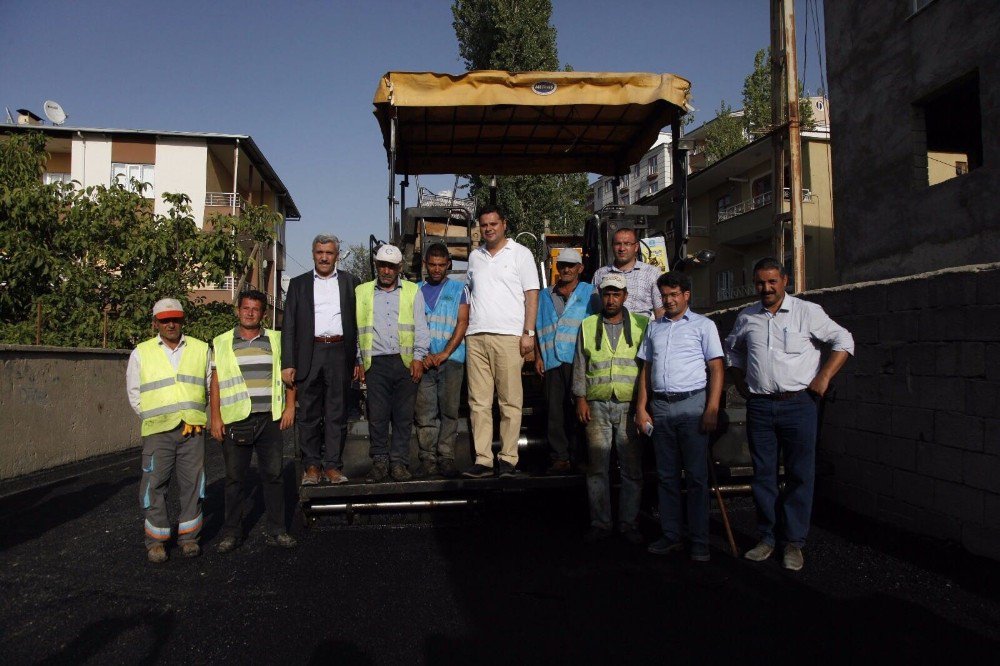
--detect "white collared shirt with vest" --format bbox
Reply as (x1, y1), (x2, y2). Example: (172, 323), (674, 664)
(128, 336), (209, 436)
(356, 279), (430, 369)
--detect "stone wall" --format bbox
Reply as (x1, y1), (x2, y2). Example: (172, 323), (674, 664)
(0, 345), (140, 480)
(710, 263), (1000, 560)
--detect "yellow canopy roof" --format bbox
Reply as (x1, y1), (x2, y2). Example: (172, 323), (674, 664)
(373, 70), (691, 177)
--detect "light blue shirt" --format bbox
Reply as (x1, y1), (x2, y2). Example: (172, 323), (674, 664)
(637, 309), (724, 393)
(724, 294), (854, 394)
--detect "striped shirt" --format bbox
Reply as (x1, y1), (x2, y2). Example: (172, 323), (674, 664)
(591, 261), (662, 318)
(212, 327), (274, 413)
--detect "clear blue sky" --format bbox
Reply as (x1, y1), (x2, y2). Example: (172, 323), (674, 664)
(1, 0), (827, 275)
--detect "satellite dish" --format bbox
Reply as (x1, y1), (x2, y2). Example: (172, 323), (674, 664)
(43, 100), (67, 125)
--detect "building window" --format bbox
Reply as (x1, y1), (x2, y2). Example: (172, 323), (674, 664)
(621, 191), (630, 205)
(44, 172), (71, 185)
(915, 71), (982, 187)
(648, 155), (657, 173)
(647, 184), (655, 196)
(751, 174), (772, 200)
(632, 164), (640, 177)
(112, 162), (154, 196)
(716, 193), (733, 215)
(620, 173), (630, 187)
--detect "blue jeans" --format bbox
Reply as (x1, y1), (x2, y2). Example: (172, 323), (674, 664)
(585, 400), (643, 530)
(414, 360), (464, 463)
(651, 391), (709, 548)
(746, 392), (818, 547)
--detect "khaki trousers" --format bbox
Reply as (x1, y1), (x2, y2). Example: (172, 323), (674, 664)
(465, 333), (524, 467)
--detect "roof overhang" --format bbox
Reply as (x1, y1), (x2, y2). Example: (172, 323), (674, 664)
(374, 70), (691, 177)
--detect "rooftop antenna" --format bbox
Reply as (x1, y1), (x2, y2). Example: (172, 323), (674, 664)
(42, 100), (67, 125)
(4, 107), (13, 123)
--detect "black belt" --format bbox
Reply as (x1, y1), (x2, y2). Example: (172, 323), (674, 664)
(749, 390), (805, 401)
(652, 388), (704, 403)
(314, 335), (343, 343)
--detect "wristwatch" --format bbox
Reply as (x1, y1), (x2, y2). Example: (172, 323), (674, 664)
(523, 329), (535, 337)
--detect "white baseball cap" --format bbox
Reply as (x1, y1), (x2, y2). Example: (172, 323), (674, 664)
(375, 244), (403, 265)
(599, 274), (627, 291)
(556, 248), (583, 264)
(152, 298), (184, 320)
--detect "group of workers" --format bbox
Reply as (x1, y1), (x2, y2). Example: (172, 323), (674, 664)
(127, 206), (853, 572)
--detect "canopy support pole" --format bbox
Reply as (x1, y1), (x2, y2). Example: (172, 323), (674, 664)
(388, 115), (398, 242)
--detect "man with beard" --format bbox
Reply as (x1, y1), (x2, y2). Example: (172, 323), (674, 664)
(573, 274), (648, 543)
(636, 271), (724, 562)
(535, 247), (597, 474)
(725, 258), (853, 571)
(414, 243), (469, 479)
(125, 298), (210, 563)
(356, 244), (430, 482)
(210, 290), (298, 553)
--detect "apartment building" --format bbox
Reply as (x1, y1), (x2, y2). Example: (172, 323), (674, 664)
(643, 128), (835, 312)
(2, 123), (299, 315)
(588, 131), (673, 211)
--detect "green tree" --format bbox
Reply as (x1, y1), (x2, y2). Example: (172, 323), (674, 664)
(703, 101), (747, 165)
(742, 48), (816, 137)
(341, 243), (373, 283)
(0, 131), (280, 348)
(451, 0), (590, 255)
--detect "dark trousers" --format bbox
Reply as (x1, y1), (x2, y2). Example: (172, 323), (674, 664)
(746, 392), (818, 548)
(415, 359), (464, 463)
(221, 412), (286, 538)
(544, 363), (580, 462)
(297, 340), (351, 469)
(366, 354), (418, 465)
(651, 391), (710, 548)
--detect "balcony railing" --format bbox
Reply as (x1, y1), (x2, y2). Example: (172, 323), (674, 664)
(205, 192), (247, 210)
(717, 283), (757, 302)
(718, 191), (773, 223)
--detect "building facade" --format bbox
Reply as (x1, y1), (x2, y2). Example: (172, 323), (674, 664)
(824, 0), (999, 282)
(588, 131), (673, 211)
(3, 123), (299, 316)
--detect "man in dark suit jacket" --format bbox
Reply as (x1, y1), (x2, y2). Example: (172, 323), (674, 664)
(281, 234), (362, 485)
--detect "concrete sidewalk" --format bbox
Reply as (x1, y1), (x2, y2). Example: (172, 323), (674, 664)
(1, 439), (998, 664)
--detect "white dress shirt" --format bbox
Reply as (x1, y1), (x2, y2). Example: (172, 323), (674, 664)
(313, 269), (343, 337)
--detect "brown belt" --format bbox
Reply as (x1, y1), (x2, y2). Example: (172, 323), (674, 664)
(314, 335), (344, 343)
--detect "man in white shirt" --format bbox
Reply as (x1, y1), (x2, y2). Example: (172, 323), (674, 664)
(725, 258), (854, 571)
(462, 207), (540, 478)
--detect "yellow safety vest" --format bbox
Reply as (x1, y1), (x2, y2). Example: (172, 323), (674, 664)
(212, 329), (284, 423)
(580, 313), (648, 402)
(137, 337), (209, 436)
(356, 280), (417, 370)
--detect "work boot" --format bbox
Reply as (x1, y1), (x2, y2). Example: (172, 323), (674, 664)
(180, 541), (201, 558)
(323, 467), (348, 484)
(265, 533), (299, 549)
(216, 536), (242, 554)
(744, 541), (775, 562)
(365, 460), (389, 484)
(147, 544), (167, 564)
(584, 527), (612, 543)
(438, 459), (459, 478)
(462, 464), (493, 478)
(301, 465), (321, 486)
(497, 461), (519, 478)
(546, 459), (572, 475)
(620, 524), (644, 546)
(647, 537), (684, 555)
(690, 544), (711, 562)
(390, 463), (412, 482)
(415, 461), (439, 479)
(782, 544), (804, 571)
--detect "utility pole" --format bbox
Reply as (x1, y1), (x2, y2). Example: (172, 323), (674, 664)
(770, 0), (806, 291)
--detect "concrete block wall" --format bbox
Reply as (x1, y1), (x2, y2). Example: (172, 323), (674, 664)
(710, 263), (1000, 561)
(0, 345), (140, 481)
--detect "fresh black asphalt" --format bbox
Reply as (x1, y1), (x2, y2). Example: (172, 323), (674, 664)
(1, 438), (998, 665)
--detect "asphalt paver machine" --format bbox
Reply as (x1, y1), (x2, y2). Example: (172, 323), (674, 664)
(298, 70), (735, 524)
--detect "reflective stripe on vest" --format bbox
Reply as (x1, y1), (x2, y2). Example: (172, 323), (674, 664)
(537, 281), (595, 371)
(356, 280), (417, 370)
(137, 337), (208, 436)
(419, 278), (466, 363)
(212, 329), (284, 423)
(580, 313), (648, 402)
